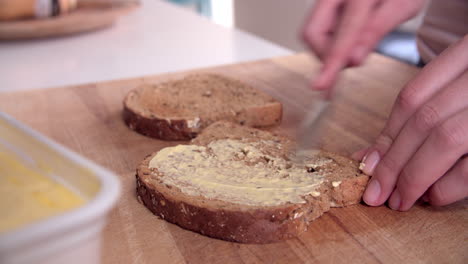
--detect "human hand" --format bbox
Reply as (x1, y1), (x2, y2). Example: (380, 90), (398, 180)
(356, 36), (468, 211)
(301, 0), (426, 91)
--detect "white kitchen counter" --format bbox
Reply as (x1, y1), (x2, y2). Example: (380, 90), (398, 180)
(0, 0), (292, 92)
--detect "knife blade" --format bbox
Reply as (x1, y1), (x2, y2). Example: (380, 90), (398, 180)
(295, 92), (331, 158)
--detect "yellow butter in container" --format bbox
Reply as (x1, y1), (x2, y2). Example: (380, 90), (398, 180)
(0, 112), (120, 264)
(0, 152), (85, 232)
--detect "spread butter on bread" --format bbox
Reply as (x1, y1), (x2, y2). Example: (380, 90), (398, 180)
(123, 74), (282, 140)
(136, 121), (369, 243)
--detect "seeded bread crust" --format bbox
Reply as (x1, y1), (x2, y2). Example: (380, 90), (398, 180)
(123, 104), (197, 140)
(123, 74), (283, 140)
(136, 122), (369, 243)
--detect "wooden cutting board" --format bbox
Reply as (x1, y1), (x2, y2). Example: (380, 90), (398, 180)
(0, 53), (466, 264)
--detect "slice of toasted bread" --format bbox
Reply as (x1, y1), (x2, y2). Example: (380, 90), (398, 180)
(136, 121), (369, 243)
(123, 74), (282, 140)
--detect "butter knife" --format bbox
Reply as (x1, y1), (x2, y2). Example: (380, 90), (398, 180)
(295, 92), (331, 157)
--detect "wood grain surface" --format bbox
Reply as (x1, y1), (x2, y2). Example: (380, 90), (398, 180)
(0, 53), (467, 264)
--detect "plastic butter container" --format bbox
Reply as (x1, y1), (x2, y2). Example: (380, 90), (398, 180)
(0, 112), (120, 264)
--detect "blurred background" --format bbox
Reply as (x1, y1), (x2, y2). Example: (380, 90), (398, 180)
(167, 0), (427, 65)
(0, 0), (431, 92)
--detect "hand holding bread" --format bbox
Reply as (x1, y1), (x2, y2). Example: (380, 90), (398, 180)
(358, 36), (468, 210)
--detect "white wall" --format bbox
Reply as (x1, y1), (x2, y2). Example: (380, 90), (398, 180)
(234, 0), (313, 51)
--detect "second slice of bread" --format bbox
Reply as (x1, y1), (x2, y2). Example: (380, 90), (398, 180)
(136, 121), (369, 243)
(123, 74), (282, 140)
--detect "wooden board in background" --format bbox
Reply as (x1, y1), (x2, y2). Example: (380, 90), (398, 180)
(0, 53), (466, 264)
(0, 4), (137, 40)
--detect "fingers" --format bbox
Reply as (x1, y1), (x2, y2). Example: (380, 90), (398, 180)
(313, 0), (378, 91)
(304, 0), (427, 91)
(390, 108), (468, 211)
(363, 37), (468, 207)
(350, 0), (426, 64)
(424, 156), (468, 206)
(301, 0), (344, 59)
(361, 36), (468, 176)
(363, 71), (468, 206)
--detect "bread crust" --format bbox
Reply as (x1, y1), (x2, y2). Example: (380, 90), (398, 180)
(123, 102), (197, 140)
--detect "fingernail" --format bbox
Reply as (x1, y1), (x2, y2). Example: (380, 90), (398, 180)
(360, 150), (380, 175)
(363, 178), (381, 205)
(389, 189), (401, 211)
